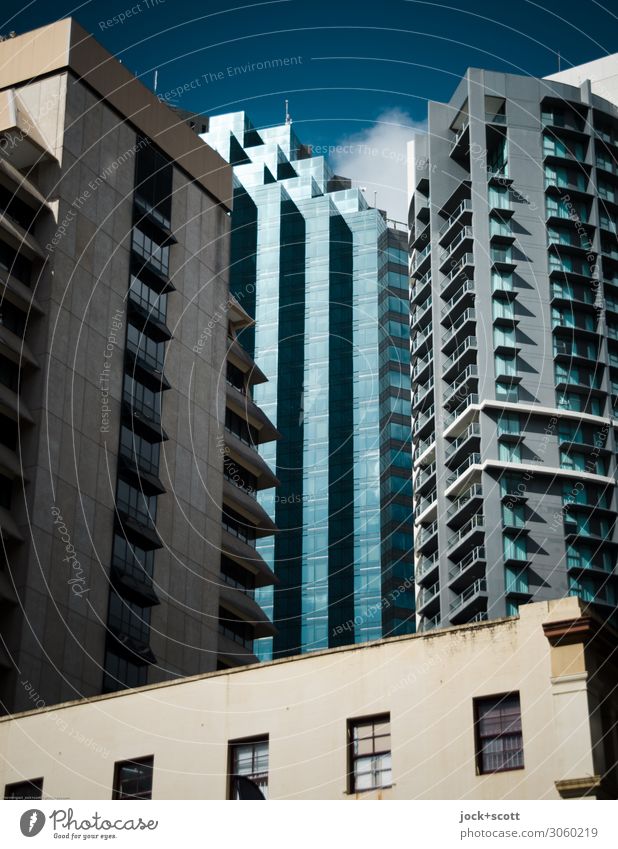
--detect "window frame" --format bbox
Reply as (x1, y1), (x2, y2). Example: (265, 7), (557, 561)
(112, 755), (154, 800)
(473, 692), (524, 775)
(227, 735), (269, 800)
(347, 713), (392, 794)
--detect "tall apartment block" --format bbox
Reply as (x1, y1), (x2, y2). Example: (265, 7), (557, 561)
(409, 61), (618, 632)
(202, 114), (414, 657)
(0, 19), (278, 713)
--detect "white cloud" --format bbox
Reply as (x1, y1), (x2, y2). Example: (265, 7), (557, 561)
(330, 108), (425, 223)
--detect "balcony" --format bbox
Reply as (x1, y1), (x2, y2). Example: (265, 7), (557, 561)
(415, 551), (440, 586)
(441, 280), (475, 326)
(448, 545), (486, 591)
(410, 222), (430, 252)
(445, 421), (481, 466)
(447, 513), (485, 557)
(412, 352), (433, 384)
(415, 460), (436, 492)
(411, 270), (432, 304)
(417, 520), (439, 554)
(439, 226), (474, 270)
(449, 578), (488, 623)
(411, 322), (433, 357)
(414, 493), (437, 522)
(441, 308), (476, 353)
(441, 252), (474, 299)
(417, 581), (441, 615)
(411, 241), (432, 276)
(413, 375), (434, 409)
(413, 402), (435, 438)
(443, 365), (479, 409)
(450, 121), (470, 162)
(418, 613), (441, 632)
(444, 393), (479, 429)
(414, 436), (435, 466)
(439, 199), (473, 246)
(443, 336), (477, 381)
(446, 484), (484, 529)
(491, 248), (517, 273)
(446, 452), (481, 487)
(550, 282), (596, 311)
(412, 295), (432, 330)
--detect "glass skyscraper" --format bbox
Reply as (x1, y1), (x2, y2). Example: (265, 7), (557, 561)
(202, 113), (414, 657)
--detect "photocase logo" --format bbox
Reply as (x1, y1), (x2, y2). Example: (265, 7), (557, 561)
(20, 810), (46, 837)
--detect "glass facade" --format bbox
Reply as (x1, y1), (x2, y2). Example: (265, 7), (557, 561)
(203, 114), (414, 657)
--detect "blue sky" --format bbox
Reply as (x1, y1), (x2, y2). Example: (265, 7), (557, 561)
(2, 0), (617, 216)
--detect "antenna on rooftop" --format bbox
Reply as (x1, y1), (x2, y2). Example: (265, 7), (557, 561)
(153, 69), (158, 93)
(285, 99), (292, 125)
(557, 51), (561, 72)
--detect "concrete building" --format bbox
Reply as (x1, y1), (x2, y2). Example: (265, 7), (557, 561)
(409, 61), (618, 633)
(201, 113), (414, 660)
(0, 598), (615, 800)
(0, 19), (277, 713)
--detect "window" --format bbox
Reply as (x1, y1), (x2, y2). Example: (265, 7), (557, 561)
(496, 381), (519, 403)
(113, 756), (154, 799)
(126, 323), (166, 371)
(132, 227), (170, 277)
(560, 450), (606, 476)
(4, 778), (43, 800)
(495, 354), (517, 380)
(504, 534), (527, 563)
(493, 300), (515, 322)
(499, 442), (521, 463)
(497, 412), (520, 436)
(348, 714), (392, 793)
(229, 737), (269, 799)
(123, 375), (162, 423)
(505, 564), (528, 594)
(128, 276), (167, 322)
(120, 426), (160, 475)
(502, 503), (525, 529)
(492, 270), (513, 292)
(474, 693), (524, 774)
(116, 479), (157, 527)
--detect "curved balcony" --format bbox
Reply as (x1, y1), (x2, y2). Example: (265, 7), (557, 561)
(413, 375), (434, 410)
(219, 584), (277, 639)
(0, 324), (38, 369)
(417, 582), (440, 616)
(0, 382), (34, 425)
(411, 270), (432, 304)
(411, 241), (432, 277)
(222, 479), (277, 536)
(411, 322), (433, 357)
(415, 551), (440, 586)
(444, 393), (479, 429)
(417, 519), (438, 555)
(413, 402), (435, 439)
(411, 295), (432, 331)
(224, 431), (279, 490)
(217, 631), (259, 668)
(412, 353), (433, 385)
(226, 383), (281, 443)
(221, 528), (278, 588)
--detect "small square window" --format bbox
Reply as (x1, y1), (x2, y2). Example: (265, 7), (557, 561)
(4, 778), (43, 800)
(474, 693), (524, 774)
(112, 756), (153, 799)
(348, 714), (392, 793)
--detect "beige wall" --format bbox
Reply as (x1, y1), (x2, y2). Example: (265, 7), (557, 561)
(0, 598), (612, 800)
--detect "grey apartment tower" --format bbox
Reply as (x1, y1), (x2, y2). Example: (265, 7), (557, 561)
(202, 114), (414, 658)
(409, 61), (618, 631)
(0, 20), (278, 713)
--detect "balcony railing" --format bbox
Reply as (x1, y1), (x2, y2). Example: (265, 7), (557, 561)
(448, 545), (486, 580)
(416, 461), (436, 488)
(443, 335), (478, 372)
(447, 513), (484, 549)
(417, 520), (438, 547)
(439, 199), (473, 238)
(444, 393), (479, 428)
(441, 280), (475, 320)
(440, 226), (474, 264)
(413, 403), (435, 435)
(441, 252), (474, 292)
(445, 422), (481, 459)
(416, 552), (440, 582)
(442, 308), (476, 347)
(412, 353), (433, 381)
(447, 484), (483, 518)
(417, 582), (440, 609)
(444, 365), (479, 406)
(446, 452), (481, 486)
(450, 578), (487, 613)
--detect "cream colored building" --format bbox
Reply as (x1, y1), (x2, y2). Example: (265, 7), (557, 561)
(0, 598), (616, 800)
